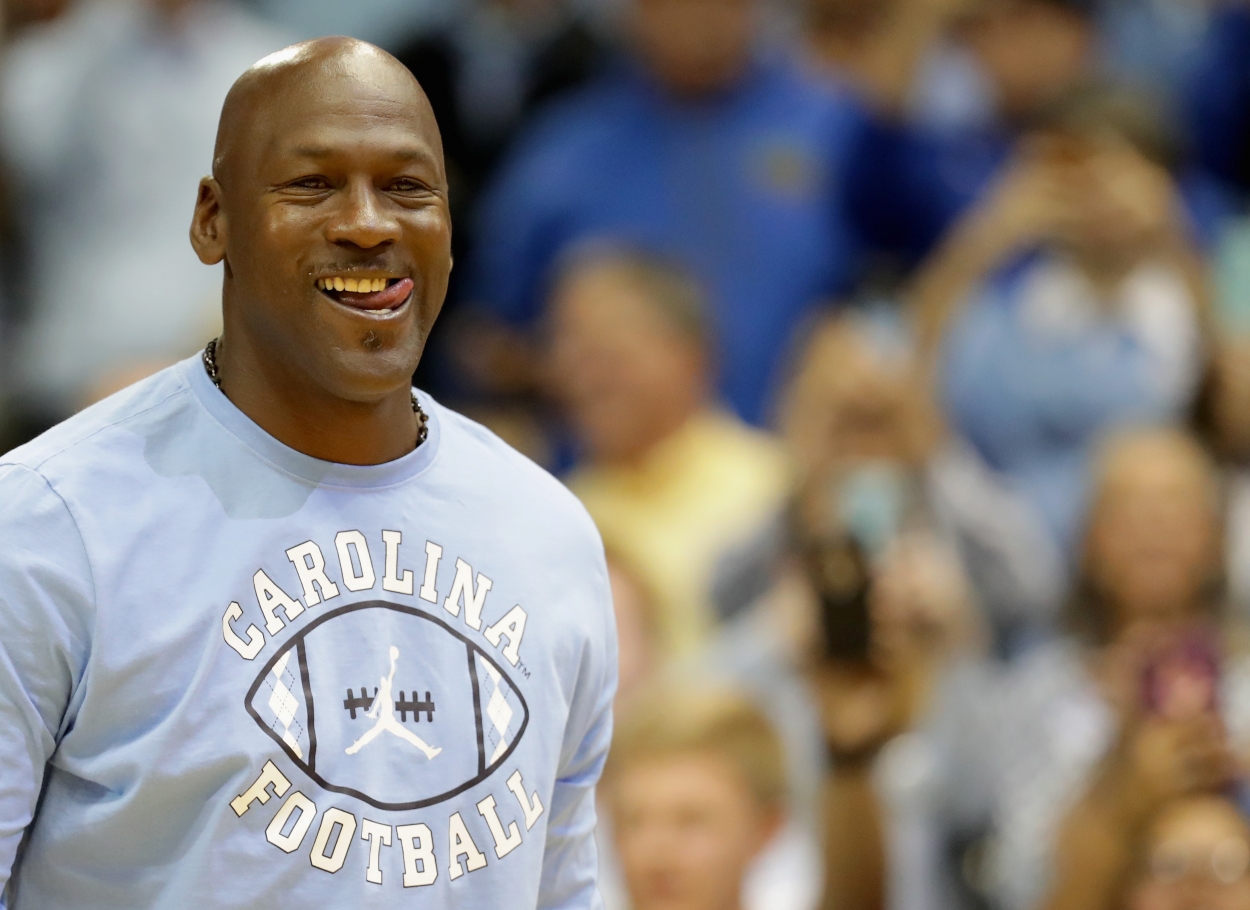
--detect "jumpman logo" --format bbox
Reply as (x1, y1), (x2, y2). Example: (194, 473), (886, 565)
(345, 646), (442, 760)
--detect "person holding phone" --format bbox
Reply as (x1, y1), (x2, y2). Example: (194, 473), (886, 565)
(948, 427), (1250, 910)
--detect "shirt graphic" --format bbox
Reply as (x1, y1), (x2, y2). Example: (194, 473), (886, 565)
(245, 600), (528, 811)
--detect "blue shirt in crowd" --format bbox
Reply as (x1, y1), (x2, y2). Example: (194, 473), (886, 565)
(843, 109), (1009, 267)
(466, 57), (861, 425)
(0, 357), (617, 909)
(941, 254), (1200, 556)
(1188, 4), (1250, 195)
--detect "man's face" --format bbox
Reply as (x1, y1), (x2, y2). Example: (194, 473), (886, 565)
(609, 751), (773, 910)
(1129, 797), (1250, 910)
(781, 320), (933, 481)
(206, 59), (451, 403)
(1087, 438), (1219, 625)
(545, 261), (706, 466)
(631, 0), (755, 97)
(961, 0), (1093, 119)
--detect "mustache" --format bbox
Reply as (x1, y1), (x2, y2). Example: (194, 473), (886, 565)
(310, 256), (409, 274)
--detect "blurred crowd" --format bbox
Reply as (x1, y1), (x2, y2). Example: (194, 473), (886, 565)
(6, 0), (1250, 908)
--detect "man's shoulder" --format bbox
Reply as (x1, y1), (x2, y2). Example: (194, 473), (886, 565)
(1, 362), (193, 480)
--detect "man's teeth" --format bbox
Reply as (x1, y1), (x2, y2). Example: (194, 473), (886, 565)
(317, 277), (390, 293)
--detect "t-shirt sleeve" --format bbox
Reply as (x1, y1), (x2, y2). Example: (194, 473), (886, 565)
(537, 542), (618, 910)
(0, 464), (94, 899)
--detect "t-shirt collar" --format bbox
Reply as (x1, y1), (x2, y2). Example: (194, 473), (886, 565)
(182, 354), (440, 489)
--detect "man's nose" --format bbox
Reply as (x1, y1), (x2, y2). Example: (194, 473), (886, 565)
(325, 179), (400, 250)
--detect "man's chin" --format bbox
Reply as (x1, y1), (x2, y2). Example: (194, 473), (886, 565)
(312, 343), (425, 405)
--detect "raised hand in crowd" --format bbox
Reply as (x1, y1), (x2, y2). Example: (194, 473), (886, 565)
(1044, 632), (1241, 910)
(800, 516), (978, 910)
(910, 138), (1079, 355)
(911, 89), (1209, 362)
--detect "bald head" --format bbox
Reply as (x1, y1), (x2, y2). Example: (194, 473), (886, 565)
(213, 37), (443, 187)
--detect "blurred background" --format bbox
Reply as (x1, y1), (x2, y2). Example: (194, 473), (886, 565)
(6, 0), (1250, 908)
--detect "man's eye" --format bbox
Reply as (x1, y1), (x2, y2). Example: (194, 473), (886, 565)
(390, 179), (430, 194)
(290, 177), (330, 190)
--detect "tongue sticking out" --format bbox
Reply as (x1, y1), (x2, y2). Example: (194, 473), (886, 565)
(329, 277), (414, 312)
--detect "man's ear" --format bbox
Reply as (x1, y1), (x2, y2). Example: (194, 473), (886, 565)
(189, 177), (228, 266)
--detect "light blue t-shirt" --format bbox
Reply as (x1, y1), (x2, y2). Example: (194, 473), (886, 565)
(0, 356), (617, 909)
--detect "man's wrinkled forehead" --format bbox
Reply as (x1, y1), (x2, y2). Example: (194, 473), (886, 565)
(213, 39), (442, 182)
(257, 87), (440, 175)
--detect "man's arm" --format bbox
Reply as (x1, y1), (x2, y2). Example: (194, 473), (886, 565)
(0, 464), (94, 899)
(537, 549), (617, 910)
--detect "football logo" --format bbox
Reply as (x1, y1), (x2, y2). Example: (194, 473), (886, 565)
(345, 646), (443, 760)
(244, 601), (530, 811)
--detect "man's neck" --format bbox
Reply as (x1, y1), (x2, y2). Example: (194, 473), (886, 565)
(212, 335), (420, 466)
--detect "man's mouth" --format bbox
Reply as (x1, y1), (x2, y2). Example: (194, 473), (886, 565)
(316, 275), (414, 313)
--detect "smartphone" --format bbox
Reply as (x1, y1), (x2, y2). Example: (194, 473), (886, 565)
(1141, 630), (1221, 720)
(805, 534), (873, 663)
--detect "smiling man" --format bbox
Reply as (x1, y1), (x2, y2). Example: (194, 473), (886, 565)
(0, 38), (616, 909)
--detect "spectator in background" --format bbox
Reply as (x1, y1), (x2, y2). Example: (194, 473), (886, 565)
(1123, 795), (1250, 910)
(778, 312), (938, 577)
(796, 519), (983, 910)
(727, 310), (1064, 648)
(1043, 793), (1250, 910)
(803, 0), (975, 116)
(548, 245), (790, 659)
(393, 0), (607, 245)
(916, 84), (1208, 566)
(842, 0), (1098, 268)
(602, 686), (788, 910)
(945, 428), (1250, 910)
(463, 0), (860, 425)
(713, 310), (1002, 905)
(0, 0), (287, 425)
(548, 286), (838, 910)
(596, 499), (824, 910)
